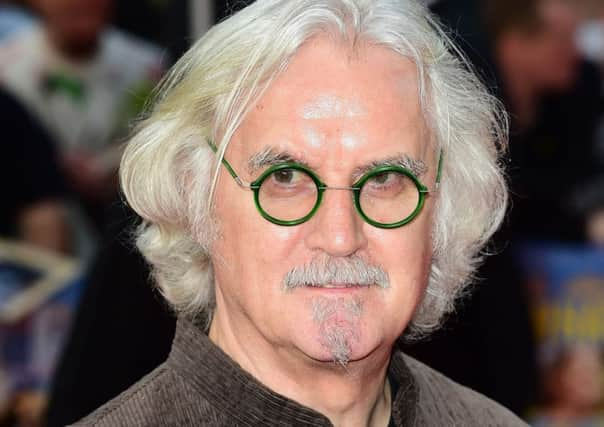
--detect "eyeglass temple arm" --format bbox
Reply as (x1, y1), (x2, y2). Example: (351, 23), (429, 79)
(208, 138), (444, 190)
(418, 149), (444, 194)
(206, 139), (247, 187)
(435, 149), (443, 189)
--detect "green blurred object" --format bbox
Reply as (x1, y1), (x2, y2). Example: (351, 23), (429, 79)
(43, 74), (86, 103)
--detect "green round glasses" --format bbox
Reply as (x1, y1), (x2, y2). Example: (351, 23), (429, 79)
(208, 140), (442, 229)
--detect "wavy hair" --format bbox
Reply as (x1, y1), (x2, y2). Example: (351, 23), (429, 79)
(120, 0), (508, 338)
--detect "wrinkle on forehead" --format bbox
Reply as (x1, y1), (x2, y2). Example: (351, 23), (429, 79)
(301, 94), (366, 120)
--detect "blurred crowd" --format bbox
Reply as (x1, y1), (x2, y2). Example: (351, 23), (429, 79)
(0, 1), (176, 425)
(1, 0), (604, 426)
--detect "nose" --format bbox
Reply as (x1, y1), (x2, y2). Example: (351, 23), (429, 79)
(304, 188), (368, 257)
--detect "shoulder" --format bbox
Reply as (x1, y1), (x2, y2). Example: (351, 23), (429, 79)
(71, 363), (228, 427)
(400, 354), (529, 427)
(0, 25), (39, 77)
(0, 25), (44, 109)
(101, 28), (165, 71)
(97, 28), (165, 87)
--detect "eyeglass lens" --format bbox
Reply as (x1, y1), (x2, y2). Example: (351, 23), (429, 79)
(257, 167), (420, 225)
(258, 168), (318, 222)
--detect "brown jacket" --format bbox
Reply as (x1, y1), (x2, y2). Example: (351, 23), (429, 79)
(74, 318), (528, 426)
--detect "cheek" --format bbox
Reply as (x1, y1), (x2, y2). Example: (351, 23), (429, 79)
(213, 186), (306, 280)
(365, 214), (433, 263)
(251, 225), (303, 268)
(364, 213), (433, 299)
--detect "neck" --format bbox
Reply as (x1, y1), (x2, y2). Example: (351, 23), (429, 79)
(209, 305), (394, 427)
(46, 28), (100, 63)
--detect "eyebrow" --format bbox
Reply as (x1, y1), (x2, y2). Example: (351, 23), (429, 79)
(247, 146), (427, 178)
(247, 147), (311, 173)
(353, 155), (427, 178)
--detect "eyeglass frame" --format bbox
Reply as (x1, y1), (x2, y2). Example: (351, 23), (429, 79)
(207, 139), (443, 229)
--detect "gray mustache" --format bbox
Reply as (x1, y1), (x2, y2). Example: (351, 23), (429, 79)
(283, 255), (390, 290)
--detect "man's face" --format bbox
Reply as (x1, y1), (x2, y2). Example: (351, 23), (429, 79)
(523, 1), (580, 90)
(210, 37), (436, 366)
(31, 0), (113, 50)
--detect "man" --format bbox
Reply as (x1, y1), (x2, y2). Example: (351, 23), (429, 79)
(0, 89), (69, 254)
(0, 0), (163, 240)
(0, 88), (69, 427)
(77, 0), (526, 425)
(0, 0), (33, 40)
(485, 0), (602, 240)
(487, 0), (582, 127)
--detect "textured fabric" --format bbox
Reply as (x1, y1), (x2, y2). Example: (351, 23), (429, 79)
(74, 318), (528, 426)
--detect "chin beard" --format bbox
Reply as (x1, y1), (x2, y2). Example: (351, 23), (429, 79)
(311, 297), (363, 366)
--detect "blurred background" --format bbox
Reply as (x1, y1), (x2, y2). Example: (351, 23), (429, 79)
(0, 0), (604, 426)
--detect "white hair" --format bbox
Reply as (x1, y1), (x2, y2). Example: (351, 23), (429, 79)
(120, 0), (508, 338)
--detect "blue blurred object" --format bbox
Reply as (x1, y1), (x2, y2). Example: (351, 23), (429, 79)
(0, 270), (85, 401)
(0, 5), (33, 40)
(0, 261), (43, 304)
(518, 241), (604, 301)
(517, 241), (604, 425)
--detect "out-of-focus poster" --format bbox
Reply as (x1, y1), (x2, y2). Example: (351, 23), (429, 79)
(518, 242), (604, 427)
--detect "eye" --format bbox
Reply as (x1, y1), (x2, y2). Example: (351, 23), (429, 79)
(362, 170), (413, 198)
(264, 167), (314, 190)
(260, 167), (316, 199)
(273, 168), (299, 185)
(368, 171), (401, 187)
(371, 171), (393, 185)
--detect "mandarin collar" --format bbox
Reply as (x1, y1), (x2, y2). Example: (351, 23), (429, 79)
(167, 317), (418, 426)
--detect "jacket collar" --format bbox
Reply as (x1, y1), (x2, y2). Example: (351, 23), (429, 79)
(167, 317), (418, 426)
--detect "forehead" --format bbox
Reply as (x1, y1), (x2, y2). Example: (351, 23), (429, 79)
(233, 36), (428, 163)
(540, 1), (578, 27)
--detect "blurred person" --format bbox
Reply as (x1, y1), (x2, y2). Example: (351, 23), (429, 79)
(487, 0), (581, 127)
(45, 203), (176, 427)
(0, 88), (69, 253)
(485, 0), (604, 240)
(574, 0), (604, 246)
(0, 4), (163, 424)
(401, 0), (602, 417)
(0, 88), (70, 427)
(0, 0), (164, 235)
(73, 1), (527, 425)
(42, 2), (189, 425)
(484, 0), (604, 415)
(533, 344), (604, 425)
